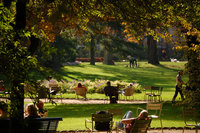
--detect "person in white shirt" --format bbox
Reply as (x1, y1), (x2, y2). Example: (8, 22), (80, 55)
(172, 70), (185, 103)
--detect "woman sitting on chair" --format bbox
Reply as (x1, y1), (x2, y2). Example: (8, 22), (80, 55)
(74, 83), (87, 99)
(118, 110), (148, 133)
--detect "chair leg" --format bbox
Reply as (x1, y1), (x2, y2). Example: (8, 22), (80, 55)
(60, 95), (62, 103)
(154, 96), (157, 102)
(195, 127), (198, 133)
(160, 119), (163, 133)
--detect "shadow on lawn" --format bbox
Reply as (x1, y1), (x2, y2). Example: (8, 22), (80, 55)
(47, 102), (184, 122)
(60, 63), (179, 89)
(157, 64), (181, 72)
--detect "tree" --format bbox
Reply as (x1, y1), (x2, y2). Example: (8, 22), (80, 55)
(37, 35), (77, 71)
(147, 36), (159, 65)
(0, 1), (89, 132)
(0, 1), (37, 132)
(90, 34), (96, 65)
(1, 1), (200, 132)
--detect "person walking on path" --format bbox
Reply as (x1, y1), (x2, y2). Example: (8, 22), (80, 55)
(172, 70), (185, 103)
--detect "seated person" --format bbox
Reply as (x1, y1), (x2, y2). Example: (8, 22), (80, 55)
(74, 83), (87, 99)
(95, 110), (110, 131)
(46, 76), (59, 95)
(24, 104), (41, 133)
(0, 101), (8, 119)
(119, 110), (148, 133)
(104, 81), (118, 104)
(24, 104), (40, 119)
(122, 83), (134, 95)
(36, 101), (48, 118)
(0, 80), (6, 91)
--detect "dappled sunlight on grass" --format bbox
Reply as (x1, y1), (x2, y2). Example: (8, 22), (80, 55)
(60, 61), (187, 88)
(44, 102), (185, 131)
(58, 61), (187, 102)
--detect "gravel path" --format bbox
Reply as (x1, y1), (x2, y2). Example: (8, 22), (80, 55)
(25, 98), (149, 104)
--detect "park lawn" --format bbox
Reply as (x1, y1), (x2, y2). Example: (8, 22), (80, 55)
(60, 61), (187, 86)
(26, 61), (189, 131)
(45, 102), (185, 131)
(58, 61), (187, 101)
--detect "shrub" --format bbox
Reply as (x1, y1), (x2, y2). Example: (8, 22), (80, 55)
(58, 79), (142, 94)
(132, 82), (143, 93)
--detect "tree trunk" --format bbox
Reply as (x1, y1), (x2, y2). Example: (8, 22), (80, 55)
(103, 49), (114, 65)
(10, 81), (25, 133)
(90, 34), (95, 65)
(15, 0), (26, 30)
(10, 0), (27, 133)
(147, 36), (159, 65)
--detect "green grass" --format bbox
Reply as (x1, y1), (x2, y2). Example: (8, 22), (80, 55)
(29, 61), (189, 131)
(60, 61), (186, 86)
(45, 102), (185, 131)
(58, 61), (187, 101)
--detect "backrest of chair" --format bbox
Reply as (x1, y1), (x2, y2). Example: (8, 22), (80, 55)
(75, 87), (86, 95)
(130, 118), (152, 133)
(25, 117), (62, 133)
(183, 107), (197, 125)
(144, 85), (152, 90)
(49, 79), (58, 88)
(151, 86), (160, 95)
(51, 87), (61, 92)
(92, 113), (113, 131)
(92, 113), (113, 122)
(107, 108), (123, 119)
(124, 88), (134, 96)
(146, 103), (162, 117)
(144, 85), (152, 94)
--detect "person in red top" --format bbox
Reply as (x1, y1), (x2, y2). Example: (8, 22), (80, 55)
(0, 80), (6, 91)
(74, 83), (87, 99)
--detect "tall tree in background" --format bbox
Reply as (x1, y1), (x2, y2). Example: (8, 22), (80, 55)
(90, 34), (95, 65)
(147, 36), (159, 65)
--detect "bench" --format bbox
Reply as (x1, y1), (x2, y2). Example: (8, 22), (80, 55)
(25, 117), (62, 133)
(0, 117), (62, 133)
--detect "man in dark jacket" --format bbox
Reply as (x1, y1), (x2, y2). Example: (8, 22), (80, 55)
(104, 81), (118, 104)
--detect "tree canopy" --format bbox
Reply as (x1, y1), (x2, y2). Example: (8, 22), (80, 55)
(0, 0), (200, 132)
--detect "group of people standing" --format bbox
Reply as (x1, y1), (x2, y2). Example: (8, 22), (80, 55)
(127, 55), (137, 68)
